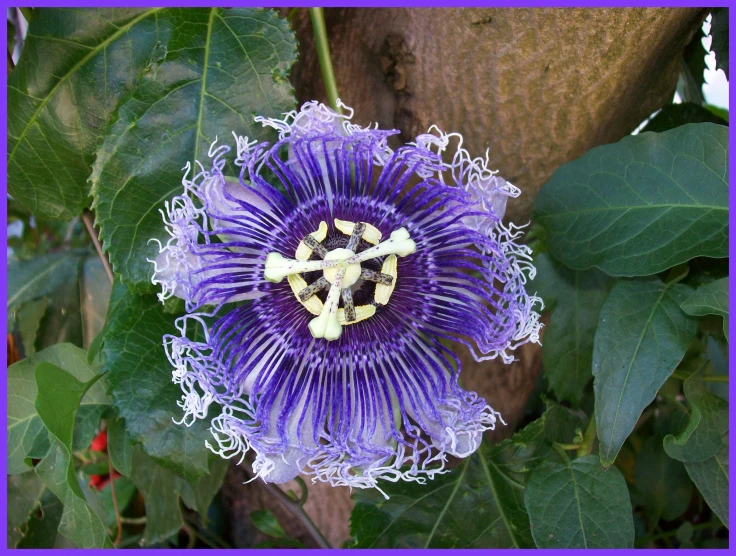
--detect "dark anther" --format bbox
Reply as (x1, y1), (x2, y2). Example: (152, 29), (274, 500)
(341, 288), (356, 322)
(299, 276), (329, 301)
(359, 268), (394, 286)
(303, 234), (328, 258)
(346, 222), (366, 252)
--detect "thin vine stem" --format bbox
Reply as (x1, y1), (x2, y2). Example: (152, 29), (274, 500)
(260, 480), (332, 548)
(309, 8), (341, 113)
(108, 459), (123, 545)
(82, 210), (114, 284)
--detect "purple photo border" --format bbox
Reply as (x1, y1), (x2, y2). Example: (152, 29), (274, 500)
(0, 1), (732, 553)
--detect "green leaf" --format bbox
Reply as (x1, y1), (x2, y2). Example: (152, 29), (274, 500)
(107, 416), (133, 476)
(129, 447), (227, 545)
(8, 343), (109, 474)
(532, 253), (614, 405)
(710, 8), (729, 80)
(7, 8), (163, 220)
(524, 455), (633, 548)
(90, 7), (297, 289)
(684, 441), (729, 527)
(664, 371), (728, 462)
(129, 447), (183, 545)
(101, 281), (212, 480)
(7, 471), (47, 547)
(13, 297), (49, 356)
(34, 363), (113, 547)
(593, 278), (698, 466)
(640, 102), (727, 134)
(634, 436), (693, 522)
(16, 489), (64, 548)
(177, 455), (230, 515)
(251, 510), (287, 538)
(681, 277), (728, 340)
(534, 123), (728, 277)
(350, 401), (584, 548)
(7, 250), (83, 317)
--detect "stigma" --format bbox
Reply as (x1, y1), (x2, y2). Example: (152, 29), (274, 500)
(263, 219), (416, 341)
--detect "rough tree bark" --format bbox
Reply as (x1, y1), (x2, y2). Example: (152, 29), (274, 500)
(222, 7), (707, 548)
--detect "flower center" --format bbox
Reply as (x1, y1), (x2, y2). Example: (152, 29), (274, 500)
(323, 248), (361, 288)
(263, 218), (416, 341)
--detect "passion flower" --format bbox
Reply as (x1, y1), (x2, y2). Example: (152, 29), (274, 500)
(150, 101), (541, 495)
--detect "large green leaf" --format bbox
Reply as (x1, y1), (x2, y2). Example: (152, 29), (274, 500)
(664, 371), (728, 462)
(8, 8), (161, 220)
(34, 363), (113, 548)
(534, 123), (728, 276)
(593, 278), (698, 466)
(532, 253), (614, 405)
(681, 277), (728, 340)
(8, 343), (109, 474)
(634, 436), (693, 522)
(525, 455), (633, 548)
(684, 441), (729, 527)
(90, 7), (297, 289)
(350, 402), (584, 548)
(101, 281), (212, 480)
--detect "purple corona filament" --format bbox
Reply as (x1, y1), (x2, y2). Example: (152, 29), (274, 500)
(149, 101), (542, 496)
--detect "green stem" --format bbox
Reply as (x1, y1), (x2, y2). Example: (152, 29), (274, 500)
(120, 516), (147, 525)
(556, 443), (583, 451)
(309, 8), (341, 112)
(576, 416), (597, 458)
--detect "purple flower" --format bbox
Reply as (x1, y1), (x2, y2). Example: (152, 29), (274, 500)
(150, 101), (542, 495)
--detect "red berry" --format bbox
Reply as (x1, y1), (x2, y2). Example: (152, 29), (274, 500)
(90, 430), (107, 452)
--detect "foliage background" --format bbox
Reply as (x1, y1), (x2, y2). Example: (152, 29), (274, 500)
(5, 6), (730, 549)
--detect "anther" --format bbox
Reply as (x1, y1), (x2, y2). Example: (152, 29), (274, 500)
(341, 288), (356, 322)
(302, 235), (328, 258)
(299, 276), (329, 302)
(345, 222), (366, 252)
(360, 268), (394, 286)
